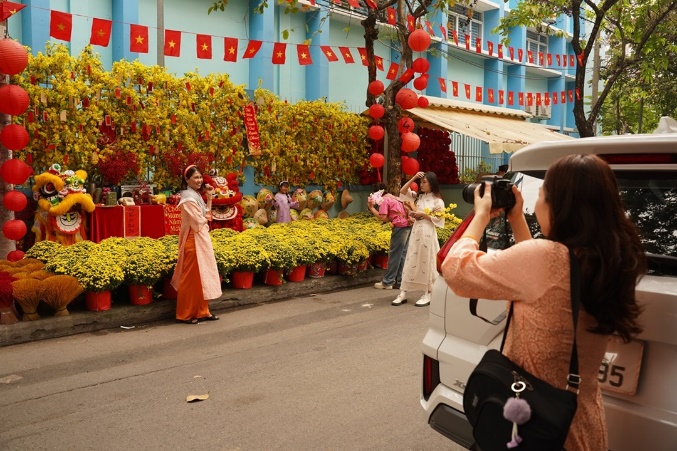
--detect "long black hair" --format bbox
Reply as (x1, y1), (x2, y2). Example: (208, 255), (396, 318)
(418, 171), (442, 199)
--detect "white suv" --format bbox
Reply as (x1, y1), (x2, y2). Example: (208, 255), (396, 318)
(421, 127), (677, 451)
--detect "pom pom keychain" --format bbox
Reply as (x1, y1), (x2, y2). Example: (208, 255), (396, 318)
(503, 381), (532, 448)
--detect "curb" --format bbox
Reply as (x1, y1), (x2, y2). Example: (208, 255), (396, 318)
(1, 268), (385, 348)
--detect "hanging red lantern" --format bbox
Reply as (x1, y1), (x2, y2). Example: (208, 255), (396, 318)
(0, 39), (29, 76)
(410, 181), (419, 192)
(413, 75), (429, 91)
(395, 88), (418, 110)
(398, 117), (415, 133)
(0, 124), (29, 150)
(368, 125), (385, 141)
(0, 85), (30, 116)
(368, 80), (385, 96)
(369, 104), (385, 119)
(369, 153), (385, 169)
(408, 29), (431, 52)
(6, 250), (25, 262)
(3, 220), (27, 241)
(402, 157), (420, 175)
(417, 96), (430, 108)
(0, 159), (32, 185)
(412, 57), (430, 73)
(2, 190), (28, 212)
(401, 132), (421, 152)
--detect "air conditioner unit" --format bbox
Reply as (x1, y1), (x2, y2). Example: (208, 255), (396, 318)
(524, 103), (537, 115)
(536, 104), (552, 119)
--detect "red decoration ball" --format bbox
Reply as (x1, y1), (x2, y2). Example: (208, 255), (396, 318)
(412, 57), (430, 73)
(402, 157), (420, 176)
(0, 158), (32, 185)
(369, 153), (385, 169)
(368, 125), (385, 141)
(369, 104), (385, 119)
(395, 88), (418, 110)
(0, 85), (30, 116)
(408, 29), (431, 53)
(410, 182), (419, 192)
(6, 250), (25, 262)
(368, 80), (385, 96)
(3, 219), (27, 241)
(398, 117), (415, 133)
(401, 132), (421, 152)
(417, 96), (430, 108)
(2, 190), (28, 212)
(0, 39), (29, 76)
(413, 76), (429, 91)
(0, 124), (29, 151)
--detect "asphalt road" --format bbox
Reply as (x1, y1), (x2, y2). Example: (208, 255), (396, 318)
(0, 286), (461, 451)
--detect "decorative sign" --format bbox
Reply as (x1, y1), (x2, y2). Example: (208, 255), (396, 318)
(243, 102), (261, 156)
(163, 204), (182, 235)
(123, 205), (140, 238)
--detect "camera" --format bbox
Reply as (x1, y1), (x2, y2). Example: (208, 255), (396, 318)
(462, 175), (516, 210)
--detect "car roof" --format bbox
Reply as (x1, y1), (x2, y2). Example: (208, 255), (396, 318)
(509, 133), (677, 172)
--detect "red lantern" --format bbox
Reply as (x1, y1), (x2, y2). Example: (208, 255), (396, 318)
(0, 124), (29, 150)
(417, 96), (430, 108)
(412, 57), (430, 73)
(0, 39), (29, 76)
(2, 220), (27, 241)
(401, 132), (421, 152)
(395, 88), (418, 110)
(369, 153), (385, 169)
(413, 75), (429, 91)
(410, 181), (419, 192)
(0, 159), (32, 185)
(408, 29), (431, 52)
(397, 117), (415, 133)
(6, 250), (25, 262)
(2, 190), (27, 212)
(0, 85), (30, 116)
(402, 157), (420, 176)
(369, 104), (385, 119)
(368, 80), (385, 96)
(368, 125), (385, 141)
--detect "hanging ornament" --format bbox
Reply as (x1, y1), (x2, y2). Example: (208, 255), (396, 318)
(417, 96), (430, 108)
(368, 125), (385, 141)
(397, 117), (415, 133)
(413, 75), (429, 91)
(0, 38), (29, 75)
(410, 181), (419, 192)
(368, 80), (385, 96)
(2, 190), (28, 212)
(0, 159), (32, 185)
(369, 104), (385, 119)
(402, 157), (420, 175)
(412, 57), (430, 73)
(408, 29), (431, 52)
(0, 85), (30, 116)
(2, 219), (27, 241)
(369, 153), (385, 169)
(6, 250), (25, 262)
(401, 132), (421, 152)
(395, 88), (418, 110)
(0, 124), (29, 150)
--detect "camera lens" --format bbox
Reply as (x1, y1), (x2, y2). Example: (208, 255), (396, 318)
(462, 183), (480, 204)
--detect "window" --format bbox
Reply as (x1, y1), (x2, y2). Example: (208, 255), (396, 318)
(526, 30), (548, 66)
(447, 3), (483, 47)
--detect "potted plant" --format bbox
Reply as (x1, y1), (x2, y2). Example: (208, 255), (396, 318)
(213, 234), (270, 289)
(122, 238), (165, 305)
(68, 249), (126, 311)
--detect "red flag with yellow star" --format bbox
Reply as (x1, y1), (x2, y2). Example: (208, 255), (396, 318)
(0, 2), (26, 22)
(90, 18), (112, 47)
(438, 78), (447, 93)
(243, 40), (263, 59)
(297, 44), (312, 66)
(386, 62), (399, 80)
(164, 30), (181, 57)
(374, 56), (384, 71)
(338, 47), (355, 64)
(196, 34), (212, 59)
(224, 37), (238, 62)
(386, 7), (396, 25)
(50, 11), (72, 42)
(357, 48), (368, 66)
(452, 81), (459, 97)
(272, 42), (286, 64)
(130, 24), (148, 53)
(320, 46), (338, 62)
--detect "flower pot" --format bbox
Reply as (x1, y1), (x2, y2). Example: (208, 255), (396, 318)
(326, 259), (338, 274)
(264, 269), (284, 286)
(357, 259), (369, 272)
(231, 270), (255, 289)
(163, 278), (178, 299)
(86, 290), (111, 312)
(308, 262), (326, 279)
(338, 261), (357, 276)
(129, 284), (153, 305)
(286, 265), (307, 282)
(373, 254), (389, 269)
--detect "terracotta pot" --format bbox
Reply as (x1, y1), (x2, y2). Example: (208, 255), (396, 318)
(357, 259), (369, 271)
(231, 271), (255, 289)
(129, 284), (153, 305)
(286, 265), (307, 282)
(373, 254), (389, 269)
(308, 262), (326, 278)
(264, 269), (284, 286)
(163, 278), (177, 299)
(86, 290), (111, 312)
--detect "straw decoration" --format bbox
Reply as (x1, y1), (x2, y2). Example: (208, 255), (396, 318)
(41, 275), (85, 316)
(11, 279), (43, 321)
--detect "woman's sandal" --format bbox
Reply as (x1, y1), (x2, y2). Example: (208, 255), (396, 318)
(198, 314), (219, 322)
(176, 318), (199, 324)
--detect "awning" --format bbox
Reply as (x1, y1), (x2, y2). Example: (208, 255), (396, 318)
(405, 97), (574, 153)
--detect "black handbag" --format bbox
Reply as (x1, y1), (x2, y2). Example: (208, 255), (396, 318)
(463, 248), (582, 451)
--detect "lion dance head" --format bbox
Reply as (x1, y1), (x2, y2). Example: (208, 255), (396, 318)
(31, 163), (96, 246)
(202, 171), (243, 232)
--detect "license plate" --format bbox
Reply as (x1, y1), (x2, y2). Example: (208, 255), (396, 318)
(598, 335), (644, 396)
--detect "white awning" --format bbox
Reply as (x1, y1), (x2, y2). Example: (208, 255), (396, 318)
(405, 97), (574, 153)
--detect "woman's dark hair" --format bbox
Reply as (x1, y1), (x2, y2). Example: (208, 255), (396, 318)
(180, 165), (203, 190)
(418, 171), (442, 199)
(543, 154), (646, 342)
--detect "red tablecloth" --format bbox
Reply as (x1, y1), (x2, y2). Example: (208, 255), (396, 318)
(87, 205), (166, 243)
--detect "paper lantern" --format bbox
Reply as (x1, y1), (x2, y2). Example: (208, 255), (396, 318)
(368, 80), (385, 96)
(410, 182), (419, 192)
(0, 85), (30, 116)
(6, 250), (25, 262)
(369, 104), (385, 119)
(402, 157), (420, 176)
(408, 29), (431, 52)
(368, 125), (385, 141)
(398, 117), (415, 133)
(401, 132), (421, 152)
(0, 159), (32, 185)
(413, 75), (429, 91)
(395, 88), (418, 110)
(417, 96), (430, 108)
(369, 153), (385, 169)
(0, 39), (29, 76)
(0, 124), (29, 151)
(412, 57), (430, 73)
(3, 220), (27, 241)
(2, 190), (27, 212)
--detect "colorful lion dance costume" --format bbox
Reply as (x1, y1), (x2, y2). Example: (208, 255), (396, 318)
(31, 163), (96, 246)
(202, 171), (243, 232)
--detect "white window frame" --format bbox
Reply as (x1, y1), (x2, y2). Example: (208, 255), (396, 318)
(447, 4), (483, 48)
(526, 30), (548, 66)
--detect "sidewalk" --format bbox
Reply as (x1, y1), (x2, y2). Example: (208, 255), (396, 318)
(0, 268), (385, 348)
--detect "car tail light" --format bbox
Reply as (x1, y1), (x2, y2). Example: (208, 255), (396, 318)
(436, 211), (475, 272)
(423, 354), (441, 401)
(600, 153), (677, 164)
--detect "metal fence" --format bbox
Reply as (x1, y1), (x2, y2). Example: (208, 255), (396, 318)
(450, 132), (504, 181)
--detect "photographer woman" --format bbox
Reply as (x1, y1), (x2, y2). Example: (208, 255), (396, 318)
(441, 154), (646, 450)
